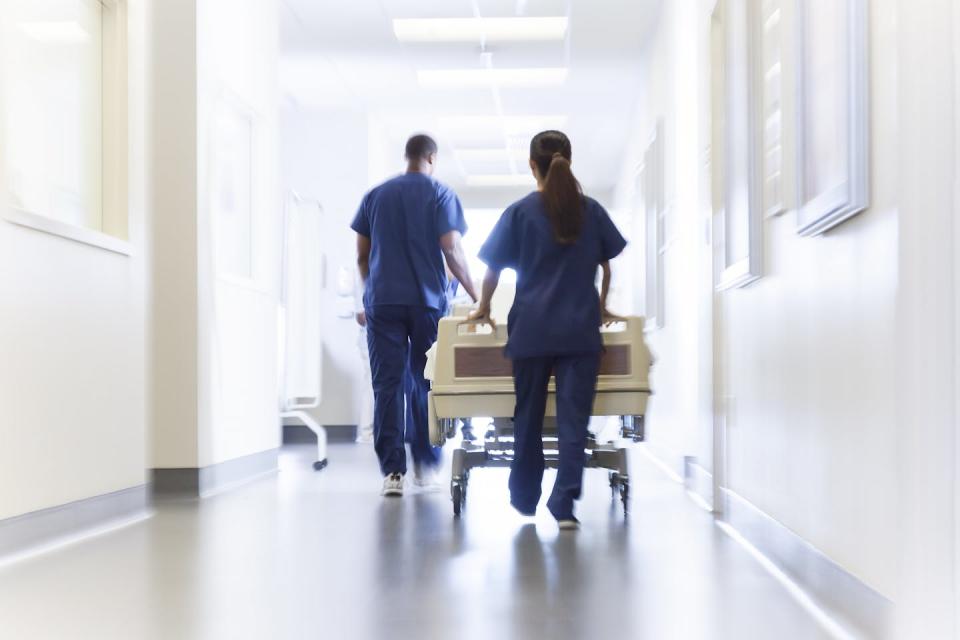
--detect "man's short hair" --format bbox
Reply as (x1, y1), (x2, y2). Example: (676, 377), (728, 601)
(405, 134), (438, 160)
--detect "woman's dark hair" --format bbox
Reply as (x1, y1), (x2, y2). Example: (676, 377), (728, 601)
(530, 130), (584, 244)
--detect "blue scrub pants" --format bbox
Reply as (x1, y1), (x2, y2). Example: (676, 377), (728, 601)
(509, 353), (601, 520)
(365, 305), (443, 476)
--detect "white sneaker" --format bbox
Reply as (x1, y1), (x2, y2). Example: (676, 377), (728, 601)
(381, 473), (404, 497)
(557, 518), (580, 531)
(412, 465), (443, 491)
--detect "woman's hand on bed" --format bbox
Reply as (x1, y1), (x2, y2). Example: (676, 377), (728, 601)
(601, 308), (627, 327)
(465, 306), (496, 329)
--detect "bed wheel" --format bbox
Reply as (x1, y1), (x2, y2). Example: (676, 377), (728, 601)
(620, 479), (629, 516)
(452, 483), (464, 516)
(609, 471), (619, 497)
(313, 459), (328, 471)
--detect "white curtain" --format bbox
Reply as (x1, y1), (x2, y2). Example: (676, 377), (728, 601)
(281, 195), (323, 408)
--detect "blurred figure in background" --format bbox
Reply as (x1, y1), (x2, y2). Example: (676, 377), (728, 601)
(353, 273), (375, 444)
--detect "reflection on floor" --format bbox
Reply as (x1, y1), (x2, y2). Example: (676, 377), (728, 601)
(0, 443), (831, 640)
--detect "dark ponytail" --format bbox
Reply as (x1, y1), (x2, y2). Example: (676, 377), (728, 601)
(531, 130), (584, 244)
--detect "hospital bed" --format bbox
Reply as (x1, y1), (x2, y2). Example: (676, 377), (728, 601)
(427, 315), (653, 517)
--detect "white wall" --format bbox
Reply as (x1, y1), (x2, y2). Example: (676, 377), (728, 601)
(280, 108), (371, 427)
(613, 0), (710, 477)
(721, 0), (900, 598)
(197, 0), (282, 465)
(151, 0), (282, 469)
(893, 0), (957, 634)
(0, 0), (150, 519)
(617, 0), (906, 600)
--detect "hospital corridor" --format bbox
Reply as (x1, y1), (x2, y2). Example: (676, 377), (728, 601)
(0, 0), (958, 639)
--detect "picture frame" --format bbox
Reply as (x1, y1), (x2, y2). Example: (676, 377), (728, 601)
(640, 121), (665, 330)
(794, 0), (869, 236)
(715, 0), (763, 289)
(761, 0), (785, 218)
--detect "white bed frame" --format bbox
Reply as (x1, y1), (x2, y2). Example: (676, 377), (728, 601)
(427, 315), (654, 516)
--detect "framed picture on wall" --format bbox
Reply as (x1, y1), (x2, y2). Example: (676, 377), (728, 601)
(715, 0), (763, 289)
(639, 121), (665, 330)
(761, 0), (785, 218)
(795, 0), (868, 236)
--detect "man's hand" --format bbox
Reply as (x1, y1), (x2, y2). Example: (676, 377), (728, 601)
(463, 268), (502, 329)
(355, 311), (367, 327)
(440, 231), (478, 302)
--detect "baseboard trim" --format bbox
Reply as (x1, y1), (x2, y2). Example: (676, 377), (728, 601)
(152, 448), (279, 498)
(282, 423), (355, 444)
(683, 456), (714, 510)
(721, 488), (893, 639)
(0, 485), (150, 562)
(636, 441), (684, 483)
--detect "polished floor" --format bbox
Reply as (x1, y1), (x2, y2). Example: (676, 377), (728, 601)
(0, 442), (831, 640)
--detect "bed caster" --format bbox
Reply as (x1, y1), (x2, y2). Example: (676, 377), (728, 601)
(313, 459), (328, 471)
(452, 447), (469, 517)
(608, 472), (628, 516)
(452, 481), (466, 517)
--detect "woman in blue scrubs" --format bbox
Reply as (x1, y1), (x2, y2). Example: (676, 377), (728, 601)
(469, 130), (627, 529)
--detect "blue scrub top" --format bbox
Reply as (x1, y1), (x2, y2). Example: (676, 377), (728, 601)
(478, 192), (627, 359)
(351, 173), (467, 312)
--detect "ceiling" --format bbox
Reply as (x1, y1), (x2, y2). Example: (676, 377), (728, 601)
(279, 0), (662, 206)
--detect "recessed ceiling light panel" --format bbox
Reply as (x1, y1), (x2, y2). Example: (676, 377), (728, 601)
(418, 67), (568, 89)
(466, 175), (537, 188)
(439, 115), (568, 133)
(394, 17), (569, 43)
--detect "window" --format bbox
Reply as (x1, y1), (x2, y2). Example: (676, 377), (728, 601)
(0, 0), (128, 249)
(462, 208), (517, 285)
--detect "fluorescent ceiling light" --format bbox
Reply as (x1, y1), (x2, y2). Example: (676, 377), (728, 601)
(418, 68), (568, 89)
(456, 148), (531, 167)
(455, 148), (513, 162)
(18, 21), (89, 44)
(439, 115), (569, 135)
(394, 17), (568, 43)
(466, 175), (537, 188)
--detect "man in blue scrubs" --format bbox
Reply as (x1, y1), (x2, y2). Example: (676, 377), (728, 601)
(353, 134), (477, 497)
